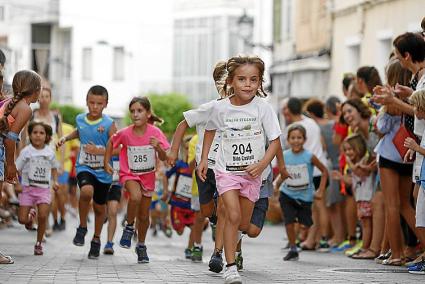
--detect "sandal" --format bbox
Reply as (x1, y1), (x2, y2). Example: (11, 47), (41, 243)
(382, 258), (404, 266)
(0, 253), (14, 264)
(351, 248), (379, 260)
(375, 250), (391, 264)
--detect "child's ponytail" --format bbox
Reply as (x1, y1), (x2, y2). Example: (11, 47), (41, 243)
(213, 61), (228, 98)
(0, 70), (41, 133)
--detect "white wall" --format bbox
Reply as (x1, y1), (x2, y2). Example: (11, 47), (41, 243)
(60, 0), (173, 117)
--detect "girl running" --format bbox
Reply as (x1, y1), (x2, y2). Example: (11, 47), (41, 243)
(0, 70), (41, 264)
(104, 96), (169, 263)
(198, 55), (281, 284)
(17, 121), (59, 255)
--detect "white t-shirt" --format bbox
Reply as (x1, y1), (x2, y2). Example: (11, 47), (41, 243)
(16, 144), (59, 188)
(206, 96), (281, 174)
(183, 99), (222, 168)
(283, 116), (326, 177)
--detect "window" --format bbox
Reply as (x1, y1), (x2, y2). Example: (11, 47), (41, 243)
(377, 38), (392, 79)
(273, 0), (282, 43)
(113, 47), (125, 81)
(285, 0), (292, 39)
(82, 47), (92, 80)
(345, 44), (360, 73)
(344, 36), (361, 73)
(0, 6), (4, 21)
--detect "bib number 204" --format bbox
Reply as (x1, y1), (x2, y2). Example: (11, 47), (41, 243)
(232, 143), (252, 155)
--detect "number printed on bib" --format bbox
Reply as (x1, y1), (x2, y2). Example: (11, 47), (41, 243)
(285, 164), (309, 190)
(208, 135), (221, 167)
(175, 175), (192, 199)
(79, 146), (105, 170)
(28, 157), (52, 188)
(127, 145), (156, 174)
(223, 129), (265, 172)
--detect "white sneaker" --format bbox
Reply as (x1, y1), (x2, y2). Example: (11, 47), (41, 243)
(223, 265), (242, 284)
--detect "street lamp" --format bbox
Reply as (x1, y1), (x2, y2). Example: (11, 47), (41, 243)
(237, 10), (273, 51)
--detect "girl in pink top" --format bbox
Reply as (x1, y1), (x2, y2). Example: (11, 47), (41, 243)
(104, 97), (169, 263)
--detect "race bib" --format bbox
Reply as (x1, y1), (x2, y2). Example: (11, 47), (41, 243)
(175, 175), (192, 199)
(285, 164), (309, 190)
(223, 129), (265, 172)
(414, 153), (424, 182)
(127, 145), (156, 174)
(28, 157), (51, 188)
(208, 134), (221, 167)
(112, 160), (120, 182)
(79, 145), (104, 170)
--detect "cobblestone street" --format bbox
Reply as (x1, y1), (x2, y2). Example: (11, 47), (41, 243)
(0, 216), (423, 283)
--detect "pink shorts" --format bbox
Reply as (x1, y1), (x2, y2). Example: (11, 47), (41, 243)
(214, 170), (262, 202)
(122, 176), (153, 198)
(19, 186), (51, 206)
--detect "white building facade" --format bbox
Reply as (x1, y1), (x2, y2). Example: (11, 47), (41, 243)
(172, 0), (273, 106)
(0, 0), (174, 117)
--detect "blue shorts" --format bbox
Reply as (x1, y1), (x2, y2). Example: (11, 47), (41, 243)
(58, 171), (70, 185)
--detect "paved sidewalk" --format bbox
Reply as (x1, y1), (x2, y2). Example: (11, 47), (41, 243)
(0, 216), (423, 283)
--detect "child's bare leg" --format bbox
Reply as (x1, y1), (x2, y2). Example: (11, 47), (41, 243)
(37, 204), (50, 242)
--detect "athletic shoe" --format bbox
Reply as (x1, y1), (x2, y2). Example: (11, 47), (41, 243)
(235, 251), (243, 271)
(73, 226), (87, 246)
(103, 242), (114, 255)
(52, 222), (60, 231)
(88, 239), (101, 259)
(185, 248), (192, 259)
(34, 242), (43, 256)
(223, 265), (242, 284)
(345, 241), (363, 257)
(58, 219), (66, 231)
(135, 245), (149, 263)
(283, 250), (299, 261)
(330, 240), (351, 253)
(405, 256), (424, 268)
(119, 225), (134, 248)
(209, 250), (224, 273)
(191, 246), (203, 262)
(408, 259), (425, 274)
(318, 240), (330, 252)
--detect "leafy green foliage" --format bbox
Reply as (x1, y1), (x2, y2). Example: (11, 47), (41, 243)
(124, 93), (193, 137)
(50, 102), (84, 127)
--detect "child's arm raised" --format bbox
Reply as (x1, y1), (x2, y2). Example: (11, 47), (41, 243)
(246, 138), (280, 179)
(311, 154), (329, 200)
(197, 129), (215, 182)
(168, 120), (189, 166)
